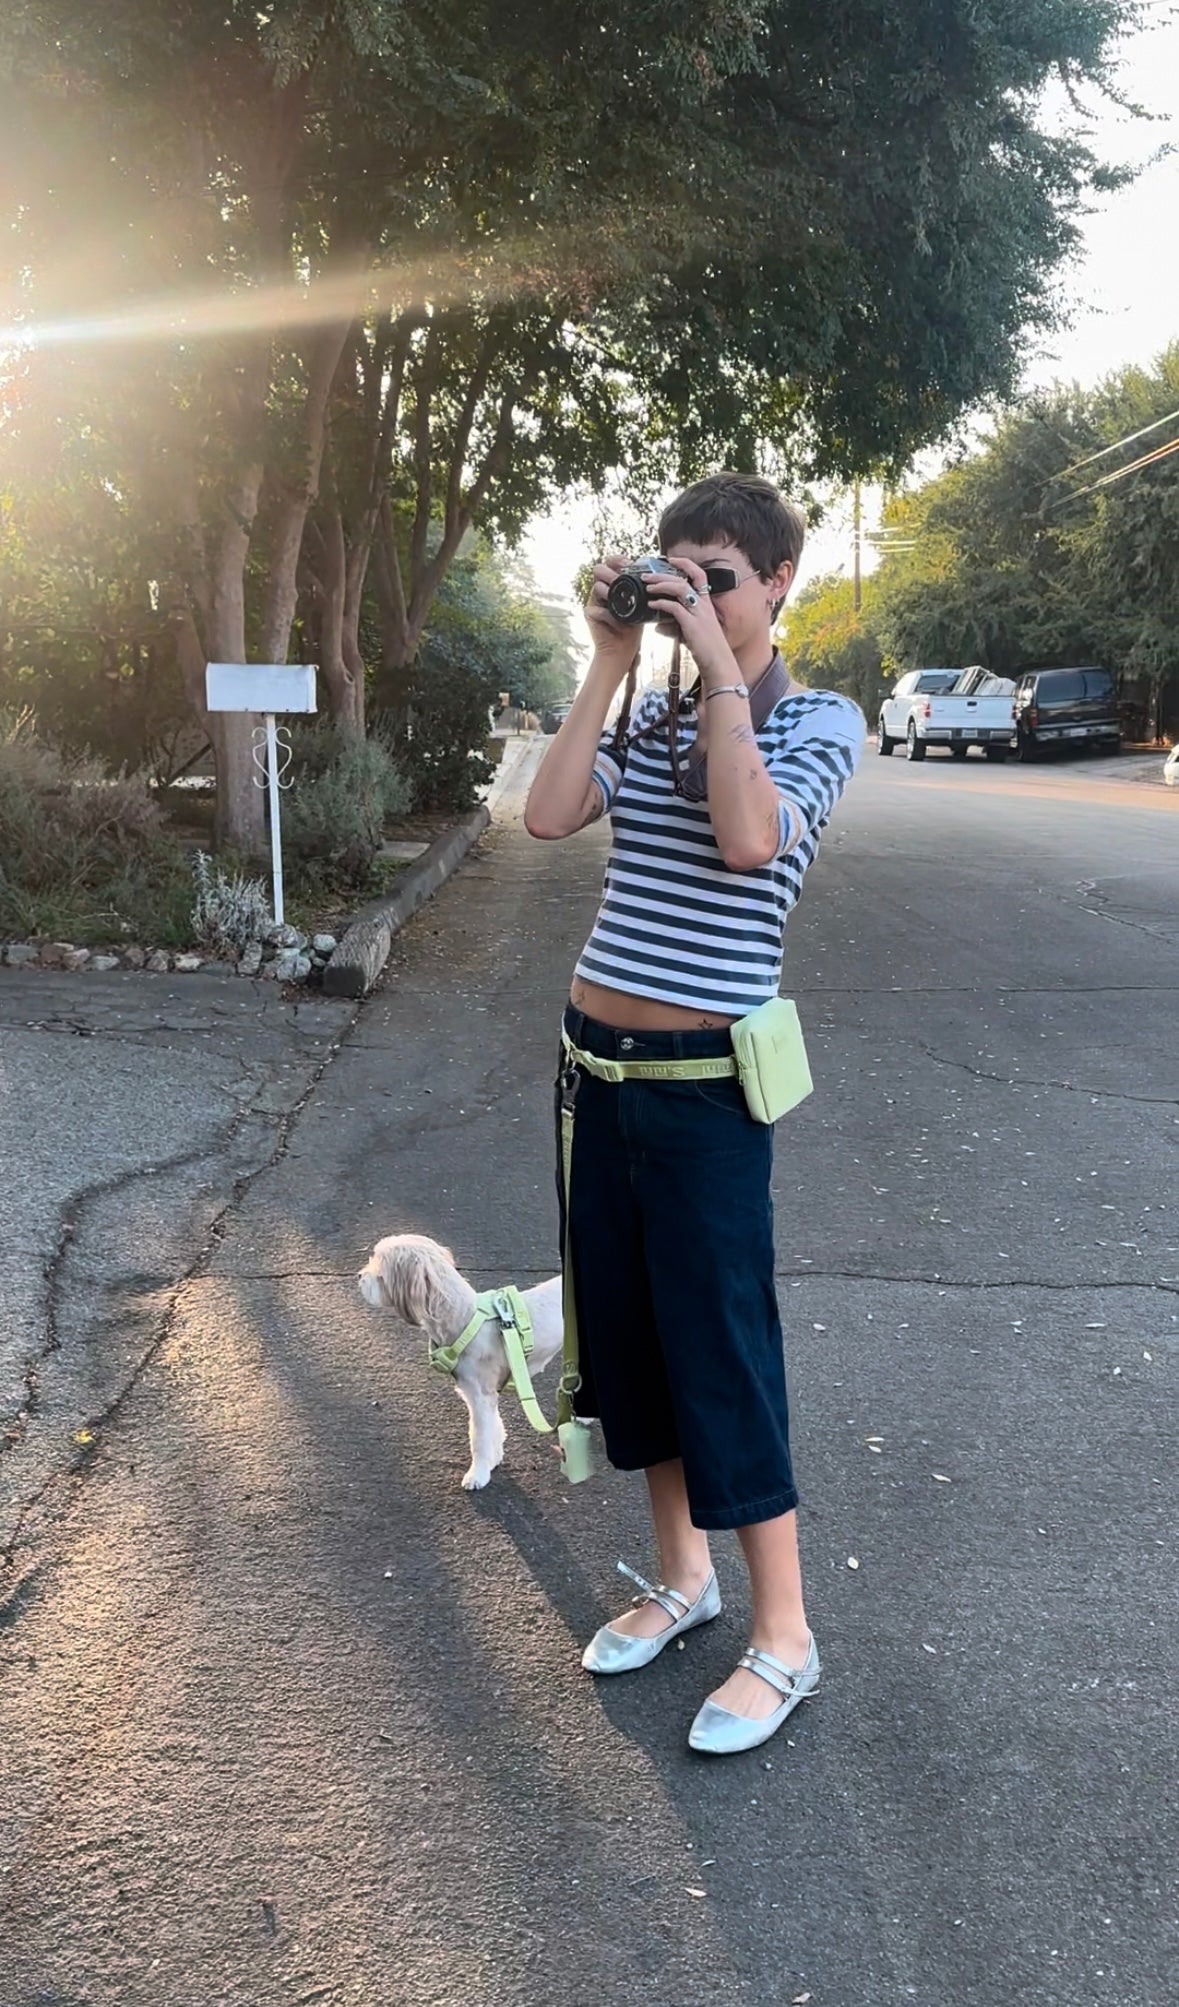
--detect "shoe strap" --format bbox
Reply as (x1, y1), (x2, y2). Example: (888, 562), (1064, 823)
(739, 1641), (812, 1700)
(616, 1559), (692, 1622)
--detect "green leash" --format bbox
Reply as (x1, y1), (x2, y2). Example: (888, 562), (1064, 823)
(427, 1034), (749, 1481)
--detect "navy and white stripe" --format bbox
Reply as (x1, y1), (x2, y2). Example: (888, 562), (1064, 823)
(577, 685), (864, 1014)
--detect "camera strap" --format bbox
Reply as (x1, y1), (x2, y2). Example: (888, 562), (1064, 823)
(612, 646), (789, 798)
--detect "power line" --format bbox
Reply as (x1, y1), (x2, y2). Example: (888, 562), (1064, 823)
(1057, 431), (1179, 508)
(1054, 403), (1179, 484)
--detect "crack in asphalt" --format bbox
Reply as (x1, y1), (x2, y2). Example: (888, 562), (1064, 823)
(0, 1102), (263, 1461)
(914, 1040), (1179, 1109)
(0, 1004), (359, 1604)
(1072, 894), (1178, 946)
(190, 1265), (1179, 1296)
(0, 1006), (344, 1050)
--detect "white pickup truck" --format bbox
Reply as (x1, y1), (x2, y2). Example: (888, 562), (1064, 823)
(877, 667), (1016, 763)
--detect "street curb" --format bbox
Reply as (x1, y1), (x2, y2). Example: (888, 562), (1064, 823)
(323, 805), (490, 999)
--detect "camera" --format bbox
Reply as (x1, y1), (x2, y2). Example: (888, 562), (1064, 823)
(605, 555), (685, 624)
(604, 554), (744, 623)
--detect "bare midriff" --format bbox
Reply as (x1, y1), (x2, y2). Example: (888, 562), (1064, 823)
(569, 976), (738, 1031)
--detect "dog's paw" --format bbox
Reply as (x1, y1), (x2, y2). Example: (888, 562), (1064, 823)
(461, 1467), (492, 1492)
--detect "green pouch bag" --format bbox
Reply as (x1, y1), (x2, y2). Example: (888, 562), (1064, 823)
(731, 996), (813, 1125)
(558, 1419), (597, 1484)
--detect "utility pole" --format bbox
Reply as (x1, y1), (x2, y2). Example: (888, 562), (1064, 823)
(853, 478), (862, 612)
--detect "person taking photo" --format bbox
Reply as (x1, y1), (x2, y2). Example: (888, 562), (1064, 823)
(525, 471), (864, 1755)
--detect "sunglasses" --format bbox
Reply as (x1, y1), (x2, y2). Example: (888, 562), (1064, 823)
(699, 563), (759, 595)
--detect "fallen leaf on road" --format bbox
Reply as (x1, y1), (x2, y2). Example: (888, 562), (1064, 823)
(866, 1444), (883, 1454)
(922, 1644), (937, 1655)
(73, 1429), (94, 1446)
(847, 1556), (860, 1570)
(792, 1993), (812, 2003)
(685, 1886), (707, 1898)
(932, 1473), (952, 1483)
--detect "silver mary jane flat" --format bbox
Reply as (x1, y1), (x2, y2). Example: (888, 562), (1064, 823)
(581, 1560), (721, 1675)
(688, 1634), (820, 1755)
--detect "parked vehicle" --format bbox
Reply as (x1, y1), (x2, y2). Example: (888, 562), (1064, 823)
(541, 701), (574, 735)
(877, 667), (1015, 763)
(1012, 667), (1120, 760)
(1163, 745), (1179, 787)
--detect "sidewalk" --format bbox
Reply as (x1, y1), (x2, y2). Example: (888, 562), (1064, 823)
(1070, 745), (1170, 785)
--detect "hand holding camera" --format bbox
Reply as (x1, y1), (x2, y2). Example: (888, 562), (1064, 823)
(584, 552), (645, 681)
(606, 553), (734, 680)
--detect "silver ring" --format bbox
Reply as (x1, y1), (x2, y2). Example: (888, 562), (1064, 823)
(684, 588), (698, 608)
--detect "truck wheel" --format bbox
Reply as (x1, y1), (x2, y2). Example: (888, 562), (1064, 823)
(984, 745), (1009, 764)
(877, 716), (896, 756)
(950, 744), (969, 760)
(906, 722), (926, 762)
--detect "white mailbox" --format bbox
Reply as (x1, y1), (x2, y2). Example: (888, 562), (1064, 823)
(205, 662), (317, 715)
(205, 662), (319, 927)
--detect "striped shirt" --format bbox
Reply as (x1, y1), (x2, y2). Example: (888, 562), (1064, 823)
(575, 684), (864, 1014)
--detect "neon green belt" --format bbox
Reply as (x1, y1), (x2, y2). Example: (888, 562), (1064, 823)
(559, 1030), (738, 1086)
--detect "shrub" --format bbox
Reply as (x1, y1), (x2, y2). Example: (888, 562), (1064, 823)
(191, 850), (271, 955)
(397, 659), (495, 813)
(0, 709), (192, 945)
(282, 722), (412, 893)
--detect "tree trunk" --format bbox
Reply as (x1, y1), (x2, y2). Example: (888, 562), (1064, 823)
(314, 499), (358, 730)
(257, 316), (359, 666)
(207, 463), (268, 856)
(340, 539), (369, 736)
(370, 496), (415, 726)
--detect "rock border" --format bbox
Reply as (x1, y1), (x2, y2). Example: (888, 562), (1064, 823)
(323, 804), (490, 999)
(0, 925), (340, 983)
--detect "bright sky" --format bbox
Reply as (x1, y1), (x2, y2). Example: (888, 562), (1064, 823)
(524, 2), (1179, 644)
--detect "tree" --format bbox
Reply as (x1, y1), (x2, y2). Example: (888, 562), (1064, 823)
(781, 577), (887, 717)
(868, 346), (1179, 735)
(1, 0), (1146, 843)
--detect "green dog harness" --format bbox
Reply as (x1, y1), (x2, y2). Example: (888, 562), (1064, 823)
(429, 1285), (556, 1436)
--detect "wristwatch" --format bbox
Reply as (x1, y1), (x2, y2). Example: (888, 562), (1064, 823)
(705, 681), (750, 702)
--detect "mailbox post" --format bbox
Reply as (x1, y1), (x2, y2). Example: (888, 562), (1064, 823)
(205, 663), (317, 926)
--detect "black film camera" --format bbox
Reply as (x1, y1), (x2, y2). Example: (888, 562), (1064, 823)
(604, 554), (744, 624)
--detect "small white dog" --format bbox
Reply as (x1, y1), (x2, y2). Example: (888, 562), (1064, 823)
(358, 1233), (564, 1490)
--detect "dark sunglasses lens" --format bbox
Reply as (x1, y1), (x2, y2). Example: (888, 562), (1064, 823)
(704, 565), (740, 595)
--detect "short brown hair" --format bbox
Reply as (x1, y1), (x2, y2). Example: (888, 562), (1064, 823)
(658, 471), (806, 578)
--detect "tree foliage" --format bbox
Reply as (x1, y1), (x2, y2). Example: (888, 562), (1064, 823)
(801, 347), (1179, 737)
(0, 0), (1146, 844)
(780, 577), (887, 717)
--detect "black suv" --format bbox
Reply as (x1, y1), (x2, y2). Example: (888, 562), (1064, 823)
(1012, 667), (1120, 760)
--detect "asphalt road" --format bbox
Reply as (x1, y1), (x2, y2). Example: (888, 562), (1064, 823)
(1, 741), (1176, 2007)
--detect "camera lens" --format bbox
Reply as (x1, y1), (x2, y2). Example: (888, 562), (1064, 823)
(606, 574), (644, 622)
